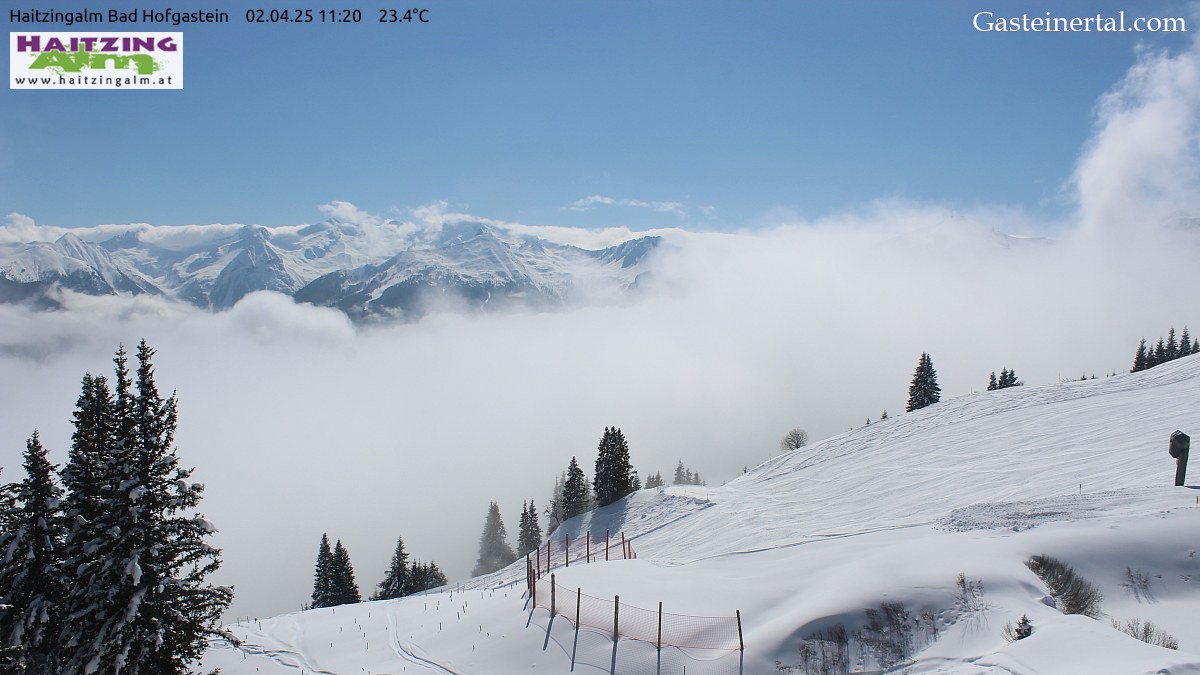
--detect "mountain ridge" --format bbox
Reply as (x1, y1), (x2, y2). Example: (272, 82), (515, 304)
(0, 219), (661, 321)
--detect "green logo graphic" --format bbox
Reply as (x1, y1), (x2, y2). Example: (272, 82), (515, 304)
(29, 51), (163, 75)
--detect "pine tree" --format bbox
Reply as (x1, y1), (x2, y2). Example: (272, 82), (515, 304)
(1153, 338), (1166, 367)
(644, 472), (664, 489)
(408, 561), (447, 594)
(471, 501), (516, 577)
(561, 457), (590, 521)
(1132, 338), (1148, 372)
(543, 472), (565, 537)
(0, 432), (68, 672)
(1167, 328), (1179, 360)
(880, 410), (889, 420)
(517, 501), (542, 557)
(593, 427), (636, 508)
(1180, 327), (1192, 357)
(673, 460), (687, 485)
(1193, 338), (1199, 355)
(311, 534), (336, 608)
(59, 342), (231, 674)
(373, 536), (410, 601)
(331, 539), (361, 605)
(987, 372), (998, 391)
(906, 352), (941, 412)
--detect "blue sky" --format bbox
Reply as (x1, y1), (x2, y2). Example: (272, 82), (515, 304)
(1, 0), (1193, 232)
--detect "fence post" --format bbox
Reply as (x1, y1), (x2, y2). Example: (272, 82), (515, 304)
(606, 530), (610, 561)
(586, 535), (591, 563)
(566, 534), (571, 567)
(551, 574), (556, 617)
(613, 595), (620, 642)
(657, 601), (662, 652)
(547, 539), (552, 574)
(736, 609), (744, 652)
(621, 533), (627, 559)
(536, 546), (541, 576)
(575, 588), (582, 638)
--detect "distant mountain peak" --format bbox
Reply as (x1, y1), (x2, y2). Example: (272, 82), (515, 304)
(0, 219), (662, 321)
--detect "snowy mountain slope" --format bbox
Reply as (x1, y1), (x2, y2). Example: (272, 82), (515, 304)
(0, 219), (661, 319)
(200, 355), (1200, 674)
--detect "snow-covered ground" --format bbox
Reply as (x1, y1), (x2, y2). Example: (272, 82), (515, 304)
(200, 355), (1200, 674)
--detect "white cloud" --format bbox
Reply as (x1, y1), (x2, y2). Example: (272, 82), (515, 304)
(1074, 38), (1200, 236)
(566, 195), (688, 216)
(318, 200), (385, 228)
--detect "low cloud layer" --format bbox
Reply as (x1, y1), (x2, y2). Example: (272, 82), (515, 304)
(1, 39), (1199, 622)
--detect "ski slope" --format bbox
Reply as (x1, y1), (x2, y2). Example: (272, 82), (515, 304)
(200, 354), (1200, 674)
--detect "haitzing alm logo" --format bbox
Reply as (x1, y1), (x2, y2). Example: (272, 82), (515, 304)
(10, 32), (183, 89)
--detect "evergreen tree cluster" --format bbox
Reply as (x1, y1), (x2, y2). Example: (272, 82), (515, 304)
(0, 342), (231, 674)
(1131, 327), (1196, 372)
(672, 460), (705, 486)
(472, 501), (517, 576)
(517, 501), (542, 557)
(372, 535), (446, 601)
(539, 426), (642, 540)
(593, 427), (639, 508)
(311, 534), (361, 608)
(906, 352), (942, 412)
(987, 368), (1022, 391)
(643, 472), (665, 489)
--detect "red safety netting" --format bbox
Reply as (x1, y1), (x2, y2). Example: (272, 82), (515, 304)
(529, 571), (742, 652)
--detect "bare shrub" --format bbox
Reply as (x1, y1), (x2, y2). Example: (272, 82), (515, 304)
(1025, 554), (1103, 618)
(777, 625), (850, 675)
(780, 428), (809, 452)
(956, 572), (986, 615)
(1111, 618), (1178, 650)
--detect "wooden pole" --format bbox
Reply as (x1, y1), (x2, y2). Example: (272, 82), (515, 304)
(613, 595), (620, 641)
(605, 530), (610, 561)
(621, 532), (627, 559)
(736, 609), (744, 652)
(551, 574), (556, 617)
(586, 534), (590, 563)
(575, 588), (582, 637)
(657, 601), (662, 652)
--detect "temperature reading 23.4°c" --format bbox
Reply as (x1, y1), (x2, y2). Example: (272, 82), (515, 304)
(379, 8), (430, 23)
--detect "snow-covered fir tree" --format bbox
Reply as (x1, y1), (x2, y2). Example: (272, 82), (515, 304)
(373, 536), (410, 601)
(644, 472), (664, 489)
(561, 457), (590, 521)
(593, 427), (637, 508)
(57, 342), (231, 674)
(0, 432), (67, 672)
(311, 534), (336, 609)
(517, 501), (542, 557)
(906, 352), (941, 412)
(331, 540), (361, 605)
(471, 501), (516, 576)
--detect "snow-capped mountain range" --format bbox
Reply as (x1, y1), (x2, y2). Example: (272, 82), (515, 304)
(0, 219), (661, 321)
